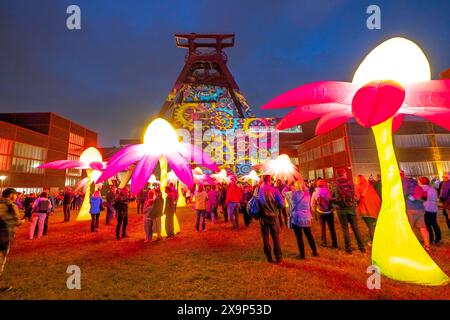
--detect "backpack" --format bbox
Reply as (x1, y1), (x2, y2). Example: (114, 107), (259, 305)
(316, 195), (331, 213)
(335, 179), (356, 208)
(246, 197), (261, 220)
(37, 199), (50, 213)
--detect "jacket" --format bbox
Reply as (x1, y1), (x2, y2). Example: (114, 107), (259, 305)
(356, 183), (381, 218)
(225, 184), (243, 205)
(311, 186), (332, 214)
(283, 189), (311, 227)
(89, 196), (103, 214)
(150, 196), (164, 218)
(421, 185), (438, 213)
(258, 184), (285, 224)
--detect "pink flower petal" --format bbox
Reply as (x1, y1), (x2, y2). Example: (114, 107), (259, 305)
(261, 81), (357, 110)
(167, 152), (194, 188)
(38, 160), (86, 170)
(352, 80), (405, 128)
(130, 154), (159, 195)
(315, 110), (353, 135)
(404, 80), (450, 108)
(89, 161), (104, 171)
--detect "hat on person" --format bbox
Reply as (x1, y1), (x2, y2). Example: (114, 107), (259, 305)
(2, 188), (17, 198)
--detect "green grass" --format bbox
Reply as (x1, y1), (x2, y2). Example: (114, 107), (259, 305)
(1, 204), (449, 299)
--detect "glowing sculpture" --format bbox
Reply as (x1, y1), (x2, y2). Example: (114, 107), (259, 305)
(148, 174), (160, 185)
(262, 37), (450, 286)
(39, 147), (105, 221)
(211, 169), (231, 184)
(258, 154), (301, 182)
(241, 170), (260, 185)
(98, 118), (219, 237)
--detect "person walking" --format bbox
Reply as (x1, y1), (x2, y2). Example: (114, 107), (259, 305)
(257, 175), (285, 264)
(439, 172), (450, 230)
(332, 168), (366, 254)
(207, 185), (219, 224)
(311, 180), (338, 248)
(105, 186), (116, 225)
(89, 190), (103, 232)
(419, 176), (441, 245)
(283, 180), (318, 259)
(29, 192), (52, 240)
(0, 188), (23, 292)
(241, 185), (253, 227)
(401, 170), (431, 251)
(150, 188), (164, 241)
(194, 185), (208, 232)
(355, 175), (381, 245)
(115, 187), (130, 240)
(164, 185), (177, 238)
(225, 177), (243, 230)
(63, 187), (72, 222)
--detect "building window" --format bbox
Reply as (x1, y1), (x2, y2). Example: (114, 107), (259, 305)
(325, 167), (334, 179)
(399, 161), (437, 177)
(306, 150), (313, 161)
(315, 169), (324, 179)
(65, 177), (79, 187)
(308, 170), (315, 181)
(67, 133), (85, 180)
(394, 134), (431, 148)
(313, 147), (321, 159)
(435, 134), (450, 147)
(11, 142), (46, 174)
(321, 143), (332, 157)
(0, 138), (13, 170)
(299, 152), (307, 163)
(332, 138), (345, 153)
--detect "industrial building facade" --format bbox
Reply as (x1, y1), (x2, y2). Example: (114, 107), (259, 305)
(297, 118), (450, 182)
(0, 112), (97, 194)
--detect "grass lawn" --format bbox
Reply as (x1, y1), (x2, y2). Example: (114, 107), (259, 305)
(1, 203), (449, 300)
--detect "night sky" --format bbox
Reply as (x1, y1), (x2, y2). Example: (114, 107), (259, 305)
(1, 0), (449, 146)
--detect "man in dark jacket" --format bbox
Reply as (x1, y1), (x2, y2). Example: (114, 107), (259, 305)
(0, 188), (23, 292)
(115, 187), (130, 240)
(332, 168), (365, 254)
(257, 175), (285, 264)
(105, 186), (116, 225)
(62, 187), (73, 222)
(164, 185), (178, 238)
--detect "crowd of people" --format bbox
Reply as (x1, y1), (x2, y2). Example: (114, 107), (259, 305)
(0, 168), (449, 292)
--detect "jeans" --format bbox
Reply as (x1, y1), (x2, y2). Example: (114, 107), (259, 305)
(144, 218), (152, 241)
(260, 221), (282, 262)
(91, 214), (100, 232)
(320, 213), (338, 247)
(221, 203), (228, 222)
(0, 231), (12, 277)
(106, 203), (115, 225)
(424, 211), (441, 243)
(293, 225), (317, 258)
(227, 202), (240, 229)
(137, 200), (145, 215)
(34, 213), (49, 237)
(337, 209), (365, 252)
(196, 210), (206, 231)
(116, 207), (128, 238)
(63, 205), (70, 222)
(443, 208), (450, 230)
(29, 213), (47, 239)
(278, 207), (288, 227)
(165, 214), (175, 237)
(241, 204), (251, 226)
(362, 216), (377, 241)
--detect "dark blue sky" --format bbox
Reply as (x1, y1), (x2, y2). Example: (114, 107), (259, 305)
(1, 0), (449, 146)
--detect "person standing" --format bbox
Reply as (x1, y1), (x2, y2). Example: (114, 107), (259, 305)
(63, 187), (72, 222)
(207, 185), (219, 224)
(419, 176), (441, 245)
(332, 169), (366, 254)
(194, 185), (208, 232)
(219, 184), (228, 222)
(150, 188), (164, 240)
(311, 180), (338, 248)
(275, 179), (288, 227)
(401, 170), (431, 251)
(283, 180), (318, 259)
(355, 175), (381, 244)
(115, 187), (130, 240)
(29, 192), (52, 240)
(105, 186), (116, 225)
(257, 175), (285, 264)
(164, 185), (177, 238)
(143, 190), (155, 242)
(89, 190), (103, 232)
(0, 188), (23, 292)
(136, 189), (147, 215)
(225, 177), (243, 230)
(439, 172), (450, 230)
(241, 185), (253, 227)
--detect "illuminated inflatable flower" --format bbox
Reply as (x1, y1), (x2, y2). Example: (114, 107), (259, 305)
(39, 147), (105, 221)
(241, 170), (260, 185)
(257, 154), (300, 182)
(211, 169), (231, 184)
(97, 118), (218, 194)
(262, 37), (450, 286)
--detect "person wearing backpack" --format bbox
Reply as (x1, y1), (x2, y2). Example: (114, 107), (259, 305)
(29, 192), (52, 240)
(400, 171), (431, 251)
(331, 169), (366, 254)
(355, 175), (381, 245)
(283, 179), (318, 259)
(311, 180), (338, 248)
(0, 188), (23, 293)
(258, 175), (285, 264)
